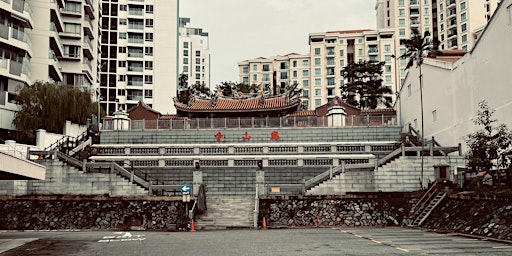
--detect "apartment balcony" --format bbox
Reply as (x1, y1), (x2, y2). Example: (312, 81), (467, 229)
(409, 9), (420, 17)
(83, 37), (93, 60)
(0, 57), (31, 85)
(60, 51), (81, 61)
(60, 6), (82, 18)
(0, 25), (33, 56)
(126, 95), (143, 101)
(50, 7), (64, 32)
(84, 0), (95, 20)
(448, 19), (457, 29)
(447, 9), (457, 19)
(84, 16), (94, 39)
(7, 0), (34, 29)
(447, 30), (458, 40)
(49, 24), (64, 57)
(127, 38), (144, 45)
(128, 23), (144, 31)
(48, 50), (63, 82)
(410, 0), (419, 7)
(447, 0), (456, 10)
(60, 30), (82, 40)
(128, 9), (143, 17)
(127, 66), (143, 73)
(127, 80), (143, 87)
(410, 19), (420, 28)
(368, 47), (379, 55)
(127, 51), (143, 59)
(82, 58), (93, 82)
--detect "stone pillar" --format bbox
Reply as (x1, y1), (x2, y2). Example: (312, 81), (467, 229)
(193, 171), (203, 196)
(327, 106), (346, 127)
(112, 110), (130, 130)
(256, 171), (265, 196)
(36, 129), (46, 149)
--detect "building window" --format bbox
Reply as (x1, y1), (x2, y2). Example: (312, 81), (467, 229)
(145, 33), (153, 41)
(145, 47), (153, 56)
(462, 34), (467, 43)
(183, 66), (188, 72)
(183, 42), (189, 49)
(384, 44), (391, 52)
(303, 90), (309, 97)
(242, 66), (249, 74)
(280, 72), (288, 79)
(314, 58), (321, 66)
(440, 3), (443, 11)
(314, 78), (321, 86)
(424, 0), (429, 4)
(253, 74), (257, 81)
(195, 58), (200, 64)
(262, 73), (270, 82)
(293, 70), (298, 78)
(398, 18), (405, 26)
(314, 48), (321, 55)
(358, 39), (363, 44)
(315, 99), (322, 107)
(280, 62), (289, 69)
(302, 70), (309, 77)
(398, 0), (404, 6)
(425, 17), (430, 25)
(385, 55), (392, 62)
(119, 32), (126, 39)
(339, 49), (345, 56)
(119, 47), (126, 53)
(64, 23), (81, 35)
(398, 9), (405, 16)
(292, 60), (297, 67)
(399, 28), (406, 36)
(146, 5), (154, 13)
(462, 45), (468, 51)
(242, 77), (248, 84)
(120, 5), (127, 11)
(252, 64), (257, 71)
(118, 89), (126, 96)
(385, 75), (392, 83)
(358, 49), (363, 56)
(460, 2), (466, 10)
(144, 75), (153, 84)
(314, 68), (321, 76)
(461, 13), (467, 22)
(315, 89), (321, 96)
(146, 19), (153, 27)
(183, 58), (189, 64)
(118, 61), (126, 67)
(461, 23), (467, 32)
(302, 60), (309, 67)
(432, 110), (437, 122)
(195, 51), (201, 57)
(145, 61), (153, 70)
(424, 8), (429, 15)
(144, 90), (153, 98)
(339, 39), (344, 44)
(119, 19), (127, 25)
(119, 75), (126, 82)
(385, 65), (391, 72)
(303, 80), (309, 87)
(340, 59), (345, 67)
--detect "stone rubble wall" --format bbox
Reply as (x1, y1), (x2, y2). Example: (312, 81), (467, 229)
(422, 196), (512, 241)
(259, 197), (416, 228)
(0, 197), (188, 230)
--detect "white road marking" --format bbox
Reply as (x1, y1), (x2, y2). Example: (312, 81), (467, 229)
(98, 232), (146, 243)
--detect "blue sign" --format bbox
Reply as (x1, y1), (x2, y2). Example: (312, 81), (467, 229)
(181, 185), (191, 194)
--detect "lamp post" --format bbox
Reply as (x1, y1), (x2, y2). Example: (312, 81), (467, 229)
(391, 54), (402, 127)
(96, 88), (101, 130)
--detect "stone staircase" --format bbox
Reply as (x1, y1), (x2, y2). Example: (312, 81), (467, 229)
(306, 156), (467, 194)
(0, 158), (148, 196)
(195, 196), (255, 230)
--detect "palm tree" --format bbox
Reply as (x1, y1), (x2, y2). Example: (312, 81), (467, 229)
(399, 29), (440, 188)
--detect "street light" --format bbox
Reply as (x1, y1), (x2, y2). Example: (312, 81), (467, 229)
(391, 54), (402, 127)
(96, 88), (101, 130)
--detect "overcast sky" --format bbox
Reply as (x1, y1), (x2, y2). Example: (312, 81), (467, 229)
(179, 0), (377, 87)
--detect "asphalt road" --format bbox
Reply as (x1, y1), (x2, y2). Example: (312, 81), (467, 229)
(1, 228), (511, 256)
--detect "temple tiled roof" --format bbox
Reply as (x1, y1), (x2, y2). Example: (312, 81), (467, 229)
(174, 94), (300, 113)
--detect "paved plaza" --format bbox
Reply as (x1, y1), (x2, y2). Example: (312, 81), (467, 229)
(1, 228), (512, 255)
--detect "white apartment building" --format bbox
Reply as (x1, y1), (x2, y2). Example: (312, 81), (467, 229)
(400, 0), (512, 150)
(1, 0), (100, 136)
(308, 29), (397, 109)
(239, 29), (397, 111)
(100, 0), (178, 115)
(436, 0), (501, 51)
(238, 53), (311, 109)
(178, 17), (210, 90)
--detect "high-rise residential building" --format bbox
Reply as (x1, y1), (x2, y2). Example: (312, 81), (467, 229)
(99, 0), (179, 115)
(178, 17), (210, 91)
(308, 29), (396, 110)
(238, 53), (310, 109)
(435, 0), (501, 51)
(1, 0), (100, 136)
(239, 30), (396, 111)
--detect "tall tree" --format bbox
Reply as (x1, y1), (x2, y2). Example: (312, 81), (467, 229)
(13, 81), (97, 140)
(465, 100), (512, 172)
(399, 29), (440, 187)
(341, 60), (391, 109)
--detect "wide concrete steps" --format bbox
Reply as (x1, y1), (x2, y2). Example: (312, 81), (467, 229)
(195, 196), (255, 230)
(26, 159), (148, 196)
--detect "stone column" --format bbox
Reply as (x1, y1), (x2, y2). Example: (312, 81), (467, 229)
(327, 106), (346, 127)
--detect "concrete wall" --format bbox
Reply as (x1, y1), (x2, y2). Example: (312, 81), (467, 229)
(100, 126), (402, 144)
(400, 0), (512, 152)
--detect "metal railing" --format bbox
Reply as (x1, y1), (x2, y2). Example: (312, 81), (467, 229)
(102, 115), (397, 131)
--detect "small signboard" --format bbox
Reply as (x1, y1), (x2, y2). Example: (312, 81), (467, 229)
(181, 185), (191, 194)
(271, 187), (281, 193)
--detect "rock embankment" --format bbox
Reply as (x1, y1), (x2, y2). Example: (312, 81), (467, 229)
(0, 197), (187, 230)
(422, 197), (512, 241)
(260, 197), (415, 228)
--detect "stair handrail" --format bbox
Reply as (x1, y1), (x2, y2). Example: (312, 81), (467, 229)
(304, 165), (344, 190)
(377, 144), (404, 166)
(56, 150), (83, 168)
(411, 180), (440, 218)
